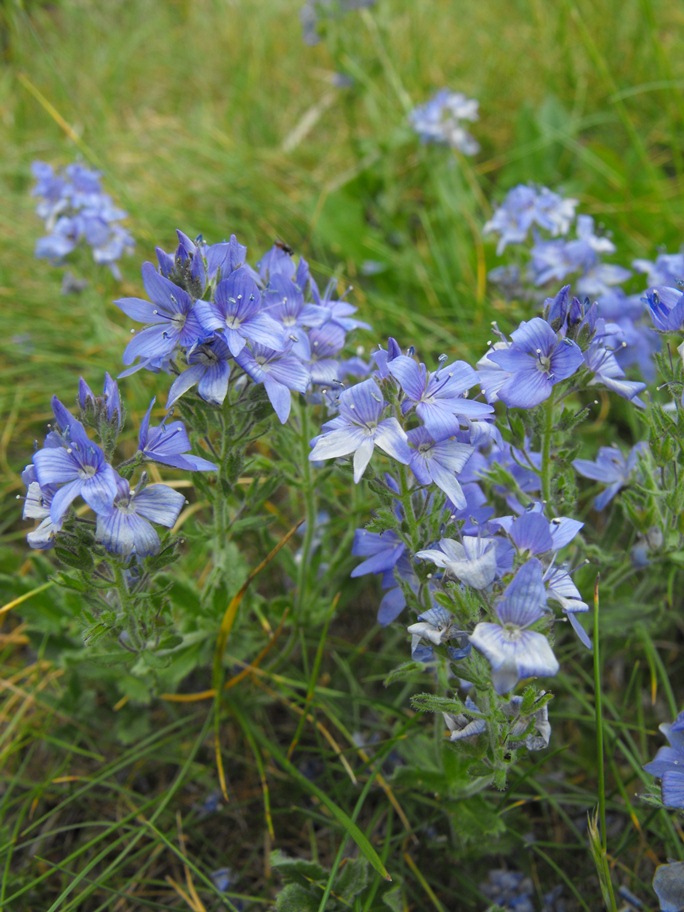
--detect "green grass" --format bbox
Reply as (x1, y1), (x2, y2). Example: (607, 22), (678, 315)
(2, 0), (684, 908)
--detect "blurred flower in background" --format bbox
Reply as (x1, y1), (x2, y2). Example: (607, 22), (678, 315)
(31, 161), (134, 279)
(409, 89), (480, 154)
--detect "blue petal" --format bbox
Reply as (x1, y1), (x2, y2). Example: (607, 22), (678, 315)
(653, 861), (684, 912)
(662, 769), (684, 809)
(496, 558), (547, 626)
(133, 485), (186, 527)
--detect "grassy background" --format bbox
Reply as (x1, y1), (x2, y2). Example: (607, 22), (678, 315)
(2, 0), (684, 908)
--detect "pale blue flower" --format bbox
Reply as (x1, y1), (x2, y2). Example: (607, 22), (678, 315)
(470, 558), (559, 693)
(574, 443), (646, 510)
(653, 861), (684, 912)
(95, 475), (186, 558)
(409, 89), (480, 154)
(309, 378), (411, 482)
(415, 535), (499, 590)
(484, 185), (577, 254)
(485, 317), (584, 408)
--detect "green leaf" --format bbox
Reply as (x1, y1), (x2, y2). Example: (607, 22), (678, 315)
(410, 692), (466, 716)
(335, 858), (369, 901)
(54, 546), (94, 571)
(52, 572), (88, 593)
(270, 850), (326, 883)
(117, 673), (154, 705)
(382, 884), (405, 911)
(383, 661), (425, 686)
(275, 883), (320, 912)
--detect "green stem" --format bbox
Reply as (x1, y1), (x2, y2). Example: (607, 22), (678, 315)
(295, 401), (317, 618)
(540, 390), (556, 511)
(113, 563), (141, 651)
(397, 463), (420, 546)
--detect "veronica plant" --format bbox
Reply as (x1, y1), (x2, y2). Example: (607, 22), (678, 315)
(484, 182), (667, 383)
(31, 161), (134, 279)
(21, 378), (213, 683)
(308, 275), (652, 786)
(114, 229), (371, 621)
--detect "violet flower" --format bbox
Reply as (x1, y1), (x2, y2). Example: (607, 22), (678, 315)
(485, 317), (584, 408)
(138, 399), (217, 472)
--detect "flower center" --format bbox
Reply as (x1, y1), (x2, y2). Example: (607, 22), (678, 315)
(535, 349), (552, 373)
(502, 623), (523, 642)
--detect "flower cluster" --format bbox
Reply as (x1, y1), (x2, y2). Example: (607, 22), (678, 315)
(409, 89), (480, 154)
(484, 184), (672, 380)
(479, 289), (646, 408)
(479, 868), (566, 911)
(22, 377), (215, 558)
(309, 295), (627, 704)
(31, 161), (134, 278)
(483, 185), (578, 255)
(486, 184), (631, 295)
(307, 264), (665, 757)
(117, 231), (369, 424)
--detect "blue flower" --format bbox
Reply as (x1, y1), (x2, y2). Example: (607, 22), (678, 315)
(351, 528), (406, 578)
(443, 696), (487, 741)
(644, 711), (684, 809)
(204, 234), (249, 283)
(652, 861), (684, 912)
(409, 89), (480, 154)
(138, 399), (217, 472)
(194, 269), (285, 357)
(470, 558), (559, 693)
(32, 160), (134, 277)
(310, 277), (371, 332)
(166, 336), (233, 407)
(31, 161), (69, 222)
(480, 869), (536, 912)
(416, 535), (500, 590)
(235, 342), (310, 423)
(32, 397), (119, 522)
(300, 0), (376, 46)
(21, 465), (62, 549)
(574, 443), (646, 510)
(644, 285), (684, 332)
(95, 475), (186, 558)
(263, 273), (329, 360)
(406, 426), (473, 508)
(307, 321), (347, 386)
(388, 354), (493, 437)
(485, 317), (584, 408)
(583, 336), (647, 405)
(407, 606), (469, 662)
(484, 184), (577, 254)
(633, 251), (684, 288)
(542, 563), (591, 648)
(116, 262), (203, 368)
(529, 215), (629, 294)
(493, 506), (583, 557)
(309, 378), (411, 482)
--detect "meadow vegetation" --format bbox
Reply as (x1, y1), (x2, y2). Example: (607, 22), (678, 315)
(1, 0), (684, 909)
